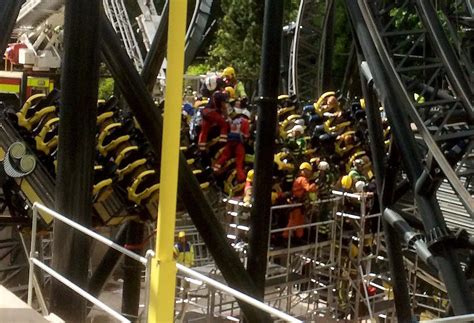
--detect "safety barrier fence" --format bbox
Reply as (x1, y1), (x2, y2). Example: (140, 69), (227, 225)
(27, 202), (303, 322)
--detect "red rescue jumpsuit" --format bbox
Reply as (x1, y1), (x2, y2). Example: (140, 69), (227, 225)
(213, 116), (249, 182)
(282, 175), (316, 239)
(198, 93), (229, 150)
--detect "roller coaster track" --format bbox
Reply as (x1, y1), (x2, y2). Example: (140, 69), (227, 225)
(184, 0), (218, 69)
(348, 0), (474, 315)
(360, 0), (473, 216)
(289, 0), (334, 102)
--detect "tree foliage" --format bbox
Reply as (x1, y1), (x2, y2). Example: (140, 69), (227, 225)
(207, 0), (264, 79)
(207, 0), (299, 79)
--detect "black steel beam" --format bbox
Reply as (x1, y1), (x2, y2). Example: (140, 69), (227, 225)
(121, 221), (144, 320)
(0, 1), (23, 54)
(246, 0), (283, 302)
(50, 0), (101, 321)
(100, 15), (269, 322)
(141, 0), (169, 93)
(358, 56), (414, 321)
(347, 1), (474, 315)
(88, 222), (129, 298)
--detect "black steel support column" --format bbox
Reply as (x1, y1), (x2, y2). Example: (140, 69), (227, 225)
(100, 15), (268, 322)
(359, 71), (414, 321)
(20, 71), (28, 107)
(141, 0), (169, 93)
(0, 1), (23, 54)
(121, 221), (144, 320)
(346, 1), (474, 315)
(247, 0), (284, 302)
(51, 0), (101, 321)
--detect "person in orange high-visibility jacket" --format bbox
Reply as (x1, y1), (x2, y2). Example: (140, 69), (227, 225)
(283, 162), (317, 239)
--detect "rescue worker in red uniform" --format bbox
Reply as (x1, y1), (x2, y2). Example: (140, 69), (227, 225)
(283, 162), (317, 239)
(198, 91), (229, 151)
(212, 107), (250, 182)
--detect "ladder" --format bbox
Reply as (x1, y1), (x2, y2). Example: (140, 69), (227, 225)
(103, 0), (144, 71)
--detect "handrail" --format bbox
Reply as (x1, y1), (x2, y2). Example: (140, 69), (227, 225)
(424, 313), (474, 322)
(32, 258), (130, 323)
(28, 202), (303, 322)
(176, 263), (303, 323)
(33, 203), (147, 265)
(28, 203), (148, 323)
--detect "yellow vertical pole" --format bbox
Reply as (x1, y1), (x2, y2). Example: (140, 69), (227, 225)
(147, 0), (187, 322)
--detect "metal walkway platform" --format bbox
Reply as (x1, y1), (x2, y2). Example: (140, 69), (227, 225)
(0, 285), (62, 323)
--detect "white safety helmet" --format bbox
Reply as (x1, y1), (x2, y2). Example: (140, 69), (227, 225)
(355, 181), (366, 192)
(318, 161), (329, 171)
(205, 74), (218, 91)
(294, 119), (305, 127)
(289, 125), (304, 137)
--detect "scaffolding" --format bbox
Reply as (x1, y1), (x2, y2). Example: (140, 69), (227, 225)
(174, 191), (396, 321)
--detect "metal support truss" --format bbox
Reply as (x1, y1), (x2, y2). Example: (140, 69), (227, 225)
(348, 0), (474, 315)
(361, 0), (473, 216)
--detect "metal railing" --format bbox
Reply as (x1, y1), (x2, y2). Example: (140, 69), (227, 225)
(28, 203), (151, 323)
(27, 202), (302, 322)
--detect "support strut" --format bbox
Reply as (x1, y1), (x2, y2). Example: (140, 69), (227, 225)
(247, 0), (284, 302)
(51, 0), (101, 321)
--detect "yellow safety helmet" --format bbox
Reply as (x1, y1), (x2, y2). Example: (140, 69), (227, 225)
(341, 175), (353, 190)
(223, 66), (235, 79)
(225, 86), (236, 99)
(246, 169), (254, 182)
(299, 162), (312, 171)
(178, 231), (186, 238)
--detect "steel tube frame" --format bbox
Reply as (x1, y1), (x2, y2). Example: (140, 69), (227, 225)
(50, 0), (101, 320)
(247, 0), (284, 304)
(348, 0), (474, 315)
(176, 263), (303, 323)
(100, 14), (268, 322)
(121, 221), (144, 320)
